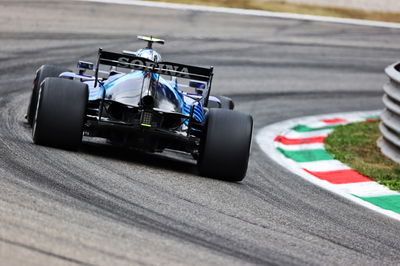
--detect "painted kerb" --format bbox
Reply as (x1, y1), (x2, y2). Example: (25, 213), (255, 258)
(379, 62), (400, 163)
(257, 111), (400, 222)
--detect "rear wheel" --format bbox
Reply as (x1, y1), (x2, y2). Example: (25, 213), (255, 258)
(198, 109), (253, 182)
(32, 77), (88, 150)
(27, 65), (70, 126)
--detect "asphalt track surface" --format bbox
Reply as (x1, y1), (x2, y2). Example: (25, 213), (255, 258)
(1, 1), (400, 265)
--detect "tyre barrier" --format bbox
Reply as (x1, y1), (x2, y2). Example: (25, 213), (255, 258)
(379, 62), (400, 163)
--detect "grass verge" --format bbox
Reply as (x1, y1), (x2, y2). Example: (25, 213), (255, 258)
(146, 0), (400, 23)
(325, 120), (400, 191)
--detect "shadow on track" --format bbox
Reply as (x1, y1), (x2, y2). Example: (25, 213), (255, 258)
(79, 140), (199, 177)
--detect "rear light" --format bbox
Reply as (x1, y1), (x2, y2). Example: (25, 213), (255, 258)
(141, 111), (152, 127)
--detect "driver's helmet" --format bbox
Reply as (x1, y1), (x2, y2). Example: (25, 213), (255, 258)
(136, 48), (162, 62)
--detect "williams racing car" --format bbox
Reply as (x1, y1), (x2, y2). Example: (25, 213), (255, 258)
(26, 36), (253, 181)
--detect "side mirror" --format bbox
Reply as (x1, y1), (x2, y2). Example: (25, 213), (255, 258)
(77, 61), (94, 75)
(190, 81), (206, 95)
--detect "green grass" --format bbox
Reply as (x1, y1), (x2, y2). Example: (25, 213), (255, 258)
(325, 121), (400, 191)
(145, 0), (400, 23)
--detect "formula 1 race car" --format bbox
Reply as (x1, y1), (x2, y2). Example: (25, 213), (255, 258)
(26, 36), (253, 181)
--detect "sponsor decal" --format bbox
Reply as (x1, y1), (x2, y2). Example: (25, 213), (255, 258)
(117, 57), (190, 78)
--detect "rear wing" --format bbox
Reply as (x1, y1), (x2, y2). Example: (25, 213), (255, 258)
(96, 49), (213, 82)
(95, 48), (214, 107)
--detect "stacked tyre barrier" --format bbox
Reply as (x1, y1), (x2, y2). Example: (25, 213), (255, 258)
(378, 62), (400, 163)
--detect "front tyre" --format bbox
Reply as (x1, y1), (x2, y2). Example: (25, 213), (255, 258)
(207, 95), (235, 110)
(32, 77), (88, 150)
(198, 109), (253, 182)
(216, 96), (235, 110)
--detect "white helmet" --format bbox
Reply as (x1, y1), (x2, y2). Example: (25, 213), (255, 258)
(136, 48), (162, 62)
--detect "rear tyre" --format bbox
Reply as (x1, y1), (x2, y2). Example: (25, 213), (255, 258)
(198, 109), (253, 182)
(27, 65), (70, 126)
(32, 77), (88, 150)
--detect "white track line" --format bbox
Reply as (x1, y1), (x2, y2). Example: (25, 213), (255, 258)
(256, 110), (400, 222)
(76, 0), (400, 29)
